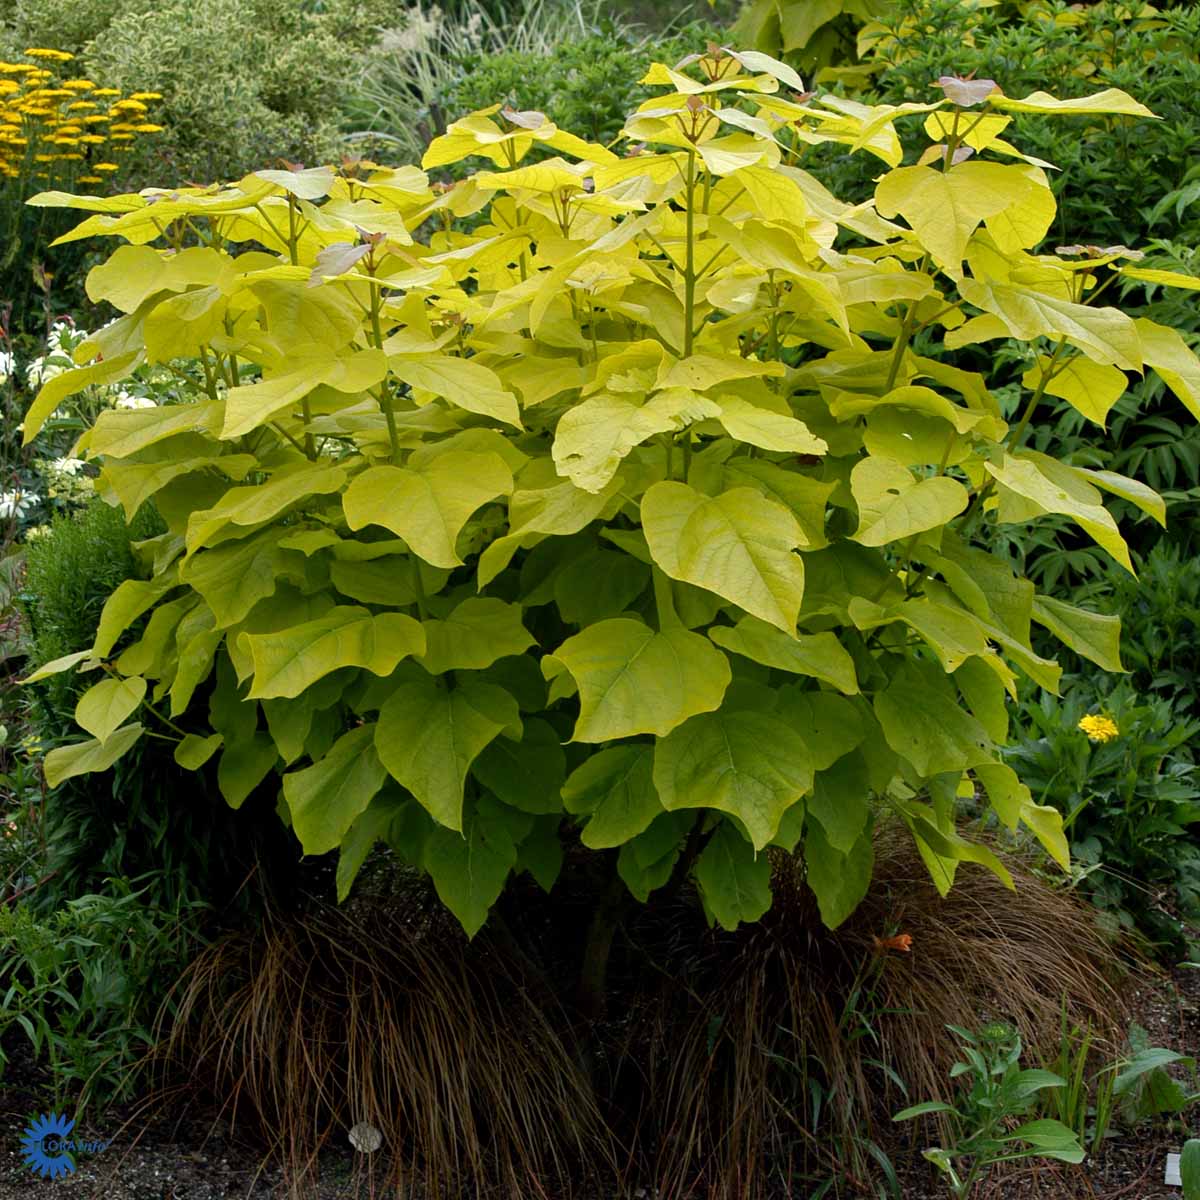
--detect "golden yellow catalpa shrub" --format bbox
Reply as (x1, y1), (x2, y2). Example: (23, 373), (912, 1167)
(21, 50), (1200, 937)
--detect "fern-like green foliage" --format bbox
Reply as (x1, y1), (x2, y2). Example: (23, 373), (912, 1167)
(21, 49), (1200, 939)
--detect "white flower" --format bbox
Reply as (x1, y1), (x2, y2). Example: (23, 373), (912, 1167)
(114, 390), (156, 410)
(0, 349), (15, 385)
(0, 490), (38, 520)
(49, 456), (86, 476)
(25, 356), (66, 389)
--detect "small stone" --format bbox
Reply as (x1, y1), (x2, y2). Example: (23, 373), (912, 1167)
(348, 1123), (382, 1154)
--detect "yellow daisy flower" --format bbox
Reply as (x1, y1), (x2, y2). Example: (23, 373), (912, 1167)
(1078, 714), (1119, 743)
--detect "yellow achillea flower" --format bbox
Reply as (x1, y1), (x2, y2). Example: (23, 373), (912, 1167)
(24, 48), (74, 61)
(94, 162), (120, 171)
(1078, 714), (1119, 743)
(130, 91), (163, 101)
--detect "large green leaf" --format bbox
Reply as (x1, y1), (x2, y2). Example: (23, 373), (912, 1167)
(722, 460), (834, 550)
(343, 451), (513, 568)
(423, 800), (520, 937)
(875, 660), (994, 775)
(1031, 596), (1123, 672)
(471, 718), (565, 815)
(851, 457), (968, 546)
(774, 689), (865, 771)
(282, 724), (388, 855)
(562, 743), (662, 848)
(550, 618), (731, 742)
(23, 351), (141, 443)
(715, 396), (827, 454)
(1136, 317), (1200, 422)
(875, 161), (1051, 274)
(552, 390), (712, 493)
(986, 453), (1132, 572)
(477, 474), (625, 586)
(642, 482), (806, 634)
(1023, 355), (1127, 427)
(695, 821), (772, 931)
(182, 532), (289, 628)
(186, 462), (347, 552)
(44, 724), (144, 788)
(616, 811), (693, 901)
(853, 597), (992, 673)
(990, 87), (1155, 117)
(709, 617), (858, 694)
(74, 676), (146, 743)
(375, 677), (518, 830)
(217, 732), (279, 809)
(92, 574), (180, 657)
(957, 280), (1140, 370)
(418, 597), (533, 675)
(805, 820), (873, 929)
(806, 752), (872, 853)
(654, 706), (815, 849)
(391, 355), (522, 428)
(242, 606), (425, 699)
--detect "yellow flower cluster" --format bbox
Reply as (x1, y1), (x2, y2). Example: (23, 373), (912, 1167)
(1078, 713), (1120, 743)
(0, 48), (162, 188)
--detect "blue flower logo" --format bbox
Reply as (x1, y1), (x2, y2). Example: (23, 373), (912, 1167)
(21, 1112), (77, 1179)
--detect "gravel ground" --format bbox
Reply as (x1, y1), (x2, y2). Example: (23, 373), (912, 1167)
(2, 963), (1196, 1199)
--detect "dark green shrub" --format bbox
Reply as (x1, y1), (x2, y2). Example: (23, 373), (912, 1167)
(1004, 679), (1200, 957)
(443, 20), (725, 147)
(19, 498), (296, 917)
(0, 876), (207, 1109)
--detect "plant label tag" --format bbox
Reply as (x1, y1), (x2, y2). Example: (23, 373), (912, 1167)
(1166, 1152), (1181, 1187)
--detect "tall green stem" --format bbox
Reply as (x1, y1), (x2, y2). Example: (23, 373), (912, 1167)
(960, 336), (1068, 536)
(367, 263), (403, 465)
(683, 149), (697, 358)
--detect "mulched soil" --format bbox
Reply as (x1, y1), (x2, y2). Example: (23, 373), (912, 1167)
(2, 962), (1197, 1199)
